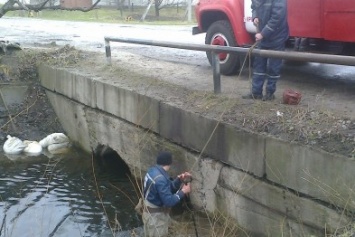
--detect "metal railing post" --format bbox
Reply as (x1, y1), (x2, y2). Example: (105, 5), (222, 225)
(211, 51), (221, 94)
(105, 38), (112, 65)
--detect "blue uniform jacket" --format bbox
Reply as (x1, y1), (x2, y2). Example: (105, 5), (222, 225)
(251, 0), (289, 48)
(143, 165), (185, 207)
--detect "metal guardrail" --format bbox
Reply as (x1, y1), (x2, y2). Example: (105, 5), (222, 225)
(104, 37), (225, 93)
(104, 36), (355, 94)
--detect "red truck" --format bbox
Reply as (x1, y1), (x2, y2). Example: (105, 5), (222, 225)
(192, 0), (355, 75)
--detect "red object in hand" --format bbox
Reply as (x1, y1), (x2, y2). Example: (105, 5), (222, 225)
(283, 89), (302, 105)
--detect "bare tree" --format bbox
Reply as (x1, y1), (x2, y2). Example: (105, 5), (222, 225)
(117, 0), (126, 17)
(154, 0), (163, 17)
(0, 0), (102, 18)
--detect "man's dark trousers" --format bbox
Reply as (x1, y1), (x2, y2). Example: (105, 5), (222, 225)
(252, 44), (285, 96)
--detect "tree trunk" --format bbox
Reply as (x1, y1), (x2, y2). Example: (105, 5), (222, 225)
(154, 0), (159, 18)
(0, 0), (16, 18)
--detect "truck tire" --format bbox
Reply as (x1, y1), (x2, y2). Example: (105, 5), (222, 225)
(205, 20), (241, 75)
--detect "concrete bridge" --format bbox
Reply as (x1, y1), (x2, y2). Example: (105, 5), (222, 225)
(38, 63), (354, 236)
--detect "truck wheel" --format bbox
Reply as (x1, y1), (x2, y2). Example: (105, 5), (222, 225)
(205, 20), (241, 75)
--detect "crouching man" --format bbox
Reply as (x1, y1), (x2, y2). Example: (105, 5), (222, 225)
(142, 151), (192, 237)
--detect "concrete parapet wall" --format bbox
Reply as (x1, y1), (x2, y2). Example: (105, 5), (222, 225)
(39, 64), (160, 132)
(220, 166), (351, 234)
(95, 82), (160, 132)
(266, 138), (355, 213)
(159, 103), (265, 177)
(39, 64), (354, 235)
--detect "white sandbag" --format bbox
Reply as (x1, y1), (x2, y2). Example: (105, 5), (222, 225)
(23, 140), (43, 156)
(47, 142), (70, 154)
(41, 148), (54, 159)
(39, 133), (69, 148)
(3, 135), (26, 155)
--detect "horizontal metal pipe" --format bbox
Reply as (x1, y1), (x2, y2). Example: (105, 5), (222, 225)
(104, 36), (355, 66)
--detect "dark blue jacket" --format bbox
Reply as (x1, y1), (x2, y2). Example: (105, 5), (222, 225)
(143, 165), (185, 207)
(251, 0), (289, 48)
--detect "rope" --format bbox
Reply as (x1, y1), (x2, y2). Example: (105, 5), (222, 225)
(181, 42), (260, 233)
(188, 41), (259, 174)
(183, 194), (199, 237)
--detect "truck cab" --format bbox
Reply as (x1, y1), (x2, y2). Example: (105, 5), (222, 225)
(193, 0), (355, 75)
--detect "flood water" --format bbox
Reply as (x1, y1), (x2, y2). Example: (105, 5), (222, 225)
(0, 148), (142, 237)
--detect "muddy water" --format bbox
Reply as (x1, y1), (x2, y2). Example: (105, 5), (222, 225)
(0, 148), (142, 237)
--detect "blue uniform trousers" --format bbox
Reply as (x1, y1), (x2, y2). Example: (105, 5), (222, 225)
(252, 44), (285, 96)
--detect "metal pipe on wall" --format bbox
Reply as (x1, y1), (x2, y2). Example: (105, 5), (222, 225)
(104, 36), (355, 94)
(104, 37), (355, 66)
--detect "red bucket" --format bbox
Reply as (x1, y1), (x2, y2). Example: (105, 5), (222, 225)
(283, 89), (302, 105)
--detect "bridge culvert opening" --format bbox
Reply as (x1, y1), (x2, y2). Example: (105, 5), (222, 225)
(93, 144), (132, 180)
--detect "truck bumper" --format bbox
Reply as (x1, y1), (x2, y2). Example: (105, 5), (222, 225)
(192, 26), (203, 35)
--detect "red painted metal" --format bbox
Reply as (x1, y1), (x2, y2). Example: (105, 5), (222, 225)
(195, 0), (253, 46)
(288, 0), (355, 42)
(193, 0), (355, 74)
(323, 0), (355, 42)
(288, 0), (323, 39)
(195, 0), (355, 43)
(211, 36), (228, 60)
(282, 0), (355, 42)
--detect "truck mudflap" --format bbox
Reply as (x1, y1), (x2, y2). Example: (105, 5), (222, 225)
(192, 26), (203, 35)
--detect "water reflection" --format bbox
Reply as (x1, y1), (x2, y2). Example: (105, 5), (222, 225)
(0, 148), (141, 237)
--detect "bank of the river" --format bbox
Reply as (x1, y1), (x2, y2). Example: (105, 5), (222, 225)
(0, 47), (65, 143)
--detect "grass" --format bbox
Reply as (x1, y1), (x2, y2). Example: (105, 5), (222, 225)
(5, 5), (197, 25)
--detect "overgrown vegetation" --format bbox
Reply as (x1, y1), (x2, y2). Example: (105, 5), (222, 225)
(3, 46), (83, 82)
(219, 99), (355, 158)
(0, 46), (83, 142)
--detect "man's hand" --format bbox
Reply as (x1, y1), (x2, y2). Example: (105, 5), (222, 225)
(255, 33), (263, 41)
(181, 183), (191, 194)
(178, 172), (192, 181)
(253, 18), (259, 27)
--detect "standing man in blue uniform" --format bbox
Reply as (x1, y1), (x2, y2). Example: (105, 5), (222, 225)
(243, 0), (289, 100)
(142, 151), (192, 237)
